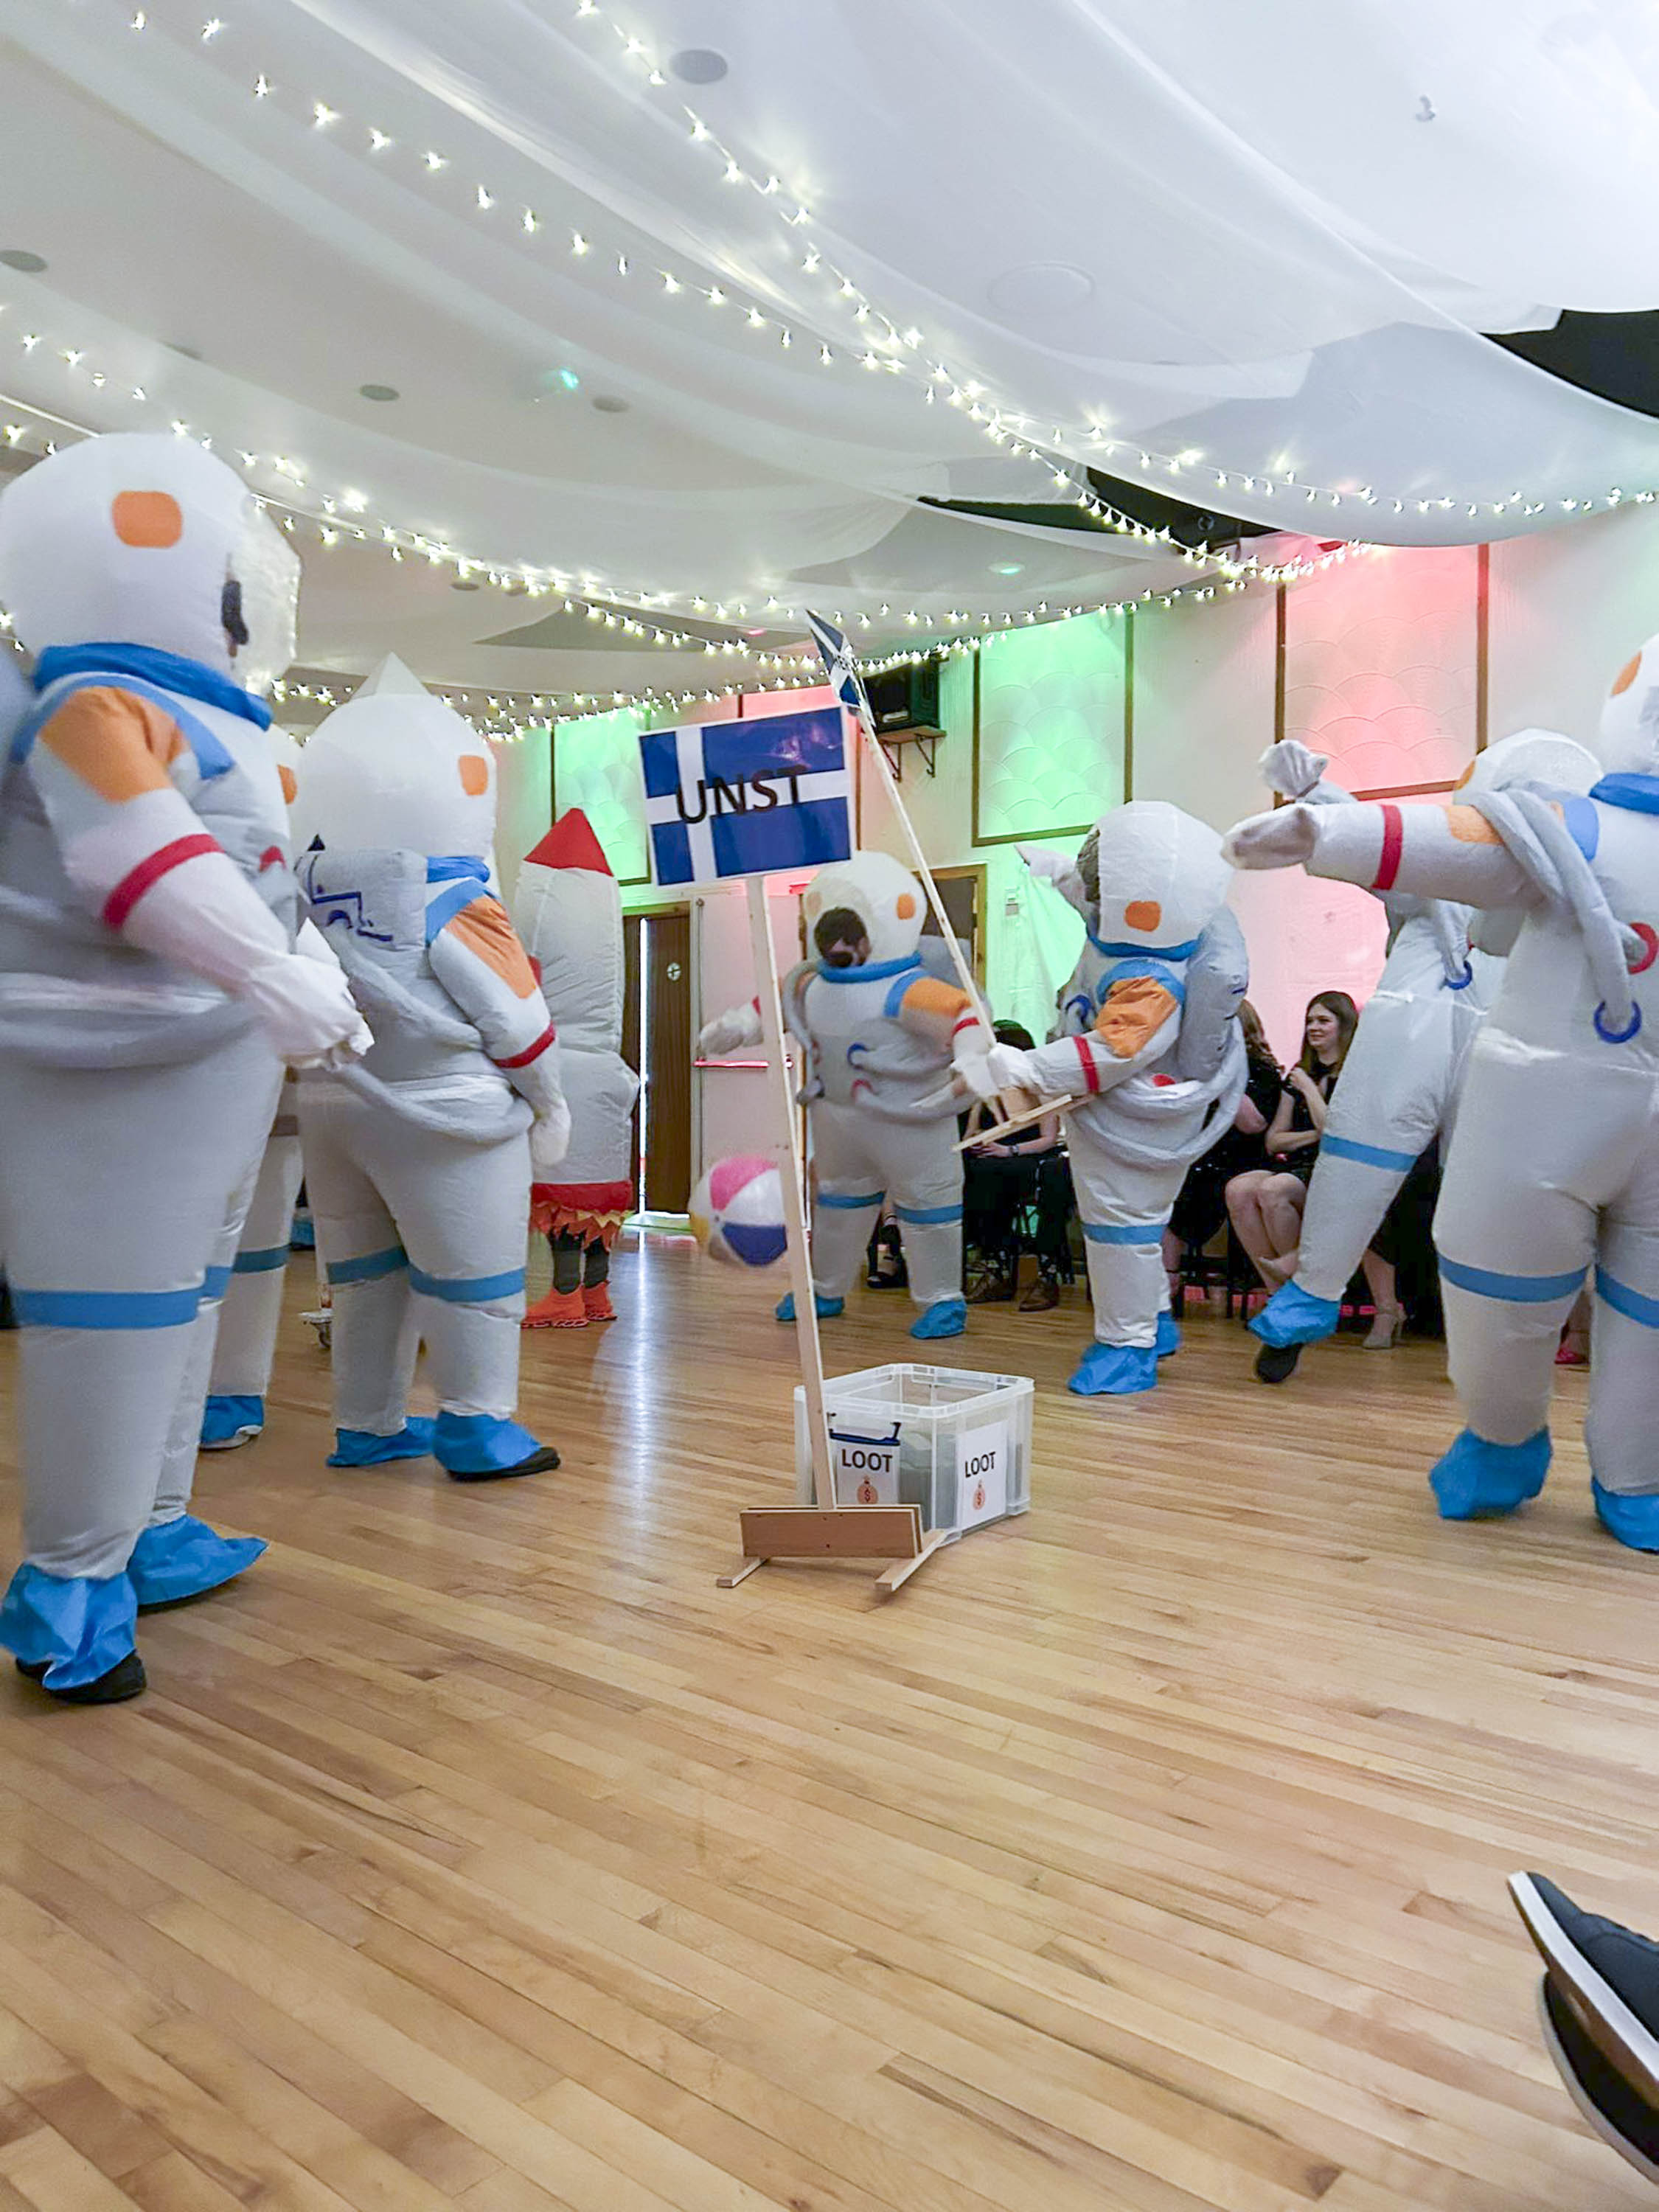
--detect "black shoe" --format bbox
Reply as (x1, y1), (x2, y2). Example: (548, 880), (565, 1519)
(14, 1650), (147, 1704)
(1540, 1975), (1659, 2185)
(448, 1445), (561, 1484)
(1254, 1340), (1302, 1385)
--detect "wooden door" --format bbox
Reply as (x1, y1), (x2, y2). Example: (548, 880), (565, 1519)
(623, 908), (692, 1214)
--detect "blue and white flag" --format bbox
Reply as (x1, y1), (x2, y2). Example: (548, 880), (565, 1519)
(641, 707), (852, 886)
(804, 608), (876, 729)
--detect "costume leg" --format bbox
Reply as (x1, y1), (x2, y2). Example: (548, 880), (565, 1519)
(1585, 1131), (1659, 1547)
(793, 1101), (882, 1315)
(202, 1112), (305, 1445)
(1067, 1121), (1183, 1394)
(299, 1083), (425, 1467)
(886, 1116), (967, 1339)
(0, 1037), (278, 1688)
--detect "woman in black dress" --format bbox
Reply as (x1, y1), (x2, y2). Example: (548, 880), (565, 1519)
(1226, 992), (1357, 1288)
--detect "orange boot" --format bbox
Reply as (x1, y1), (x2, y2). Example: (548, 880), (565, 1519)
(522, 1286), (588, 1330)
(582, 1281), (616, 1324)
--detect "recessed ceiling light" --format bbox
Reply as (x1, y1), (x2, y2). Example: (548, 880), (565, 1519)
(591, 394), (630, 414)
(555, 366), (581, 392)
(990, 560), (1025, 577)
(451, 576), (481, 593)
(358, 382), (399, 402)
(670, 47), (728, 83)
(0, 249), (47, 274)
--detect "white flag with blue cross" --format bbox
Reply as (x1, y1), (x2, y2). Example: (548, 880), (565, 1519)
(641, 706), (853, 887)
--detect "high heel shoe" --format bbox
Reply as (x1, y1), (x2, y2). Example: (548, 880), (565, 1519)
(1363, 1304), (1405, 1350)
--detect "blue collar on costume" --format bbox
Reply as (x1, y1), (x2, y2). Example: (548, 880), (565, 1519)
(425, 855), (491, 883)
(33, 642), (273, 728)
(815, 952), (921, 984)
(1590, 773), (1659, 816)
(1088, 929), (1199, 961)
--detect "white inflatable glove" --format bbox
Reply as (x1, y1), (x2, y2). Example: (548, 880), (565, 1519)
(1222, 804), (1321, 872)
(242, 955), (372, 1068)
(1016, 842), (1087, 913)
(986, 1040), (1042, 1095)
(529, 1096), (573, 1176)
(698, 1002), (762, 1056)
(1259, 740), (1329, 803)
(950, 1026), (998, 1100)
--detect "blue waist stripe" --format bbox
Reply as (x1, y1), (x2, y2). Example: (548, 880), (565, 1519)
(1322, 1133), (1419, 1173)
(818, 1189), (885, 1210)
(409, 1264), (526, 1303)
(232, 1245), (291, 1275)
(12, 1285), (202, 1329)
(201, 1265), (234, 1301)
(1595, 1267), (1659, 1329)
(894, 1203), (962, 1225)
(1438, 1254), (1586, 1304)
(1082, 1219), (1167, 1245)
(327, 1245), (408, 1286)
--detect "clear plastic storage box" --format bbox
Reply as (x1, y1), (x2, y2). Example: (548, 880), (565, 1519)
(793, 1363), (1034, 1540)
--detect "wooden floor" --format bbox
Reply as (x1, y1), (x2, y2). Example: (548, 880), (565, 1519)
(1, 1242), (1657, 2211)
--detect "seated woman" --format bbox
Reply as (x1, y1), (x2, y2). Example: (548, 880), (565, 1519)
(1163, 999), (1280, 1301)
(1225, 992), (1360, 1293)
(962, 1021), (1073, 1312)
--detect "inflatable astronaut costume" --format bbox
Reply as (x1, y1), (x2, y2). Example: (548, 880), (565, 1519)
(0, 433), (368, 1702)
(700, 851), (992, 1338)
(293, 678), (568, 1479)
(991, 802), (1247, 1397)
(1251, 730), (1601, 1382)
(1226, 637), (1659, 1547)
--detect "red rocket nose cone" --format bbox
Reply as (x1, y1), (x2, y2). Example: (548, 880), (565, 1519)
(524, 809), (611, 876)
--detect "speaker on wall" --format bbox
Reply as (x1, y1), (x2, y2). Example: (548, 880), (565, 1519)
(863, 656), (941, 735)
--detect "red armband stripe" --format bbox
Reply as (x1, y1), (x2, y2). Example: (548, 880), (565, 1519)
(1072, 1035), (1101, 1095)
(102, 833), (221, 930)
(495, 1021), (557, 1070)
(951, 1013), (981, 1037)
(1374, 804), (1405, 893)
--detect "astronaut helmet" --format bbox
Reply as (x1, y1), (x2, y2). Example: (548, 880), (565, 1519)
(291, 691), (496, 860)
(1081, 801), (1231, 950)
(803, 850), (925, 968)
(1596, 635), (1659, 779)
(0, 431), (299, 692)
(1455, 728), (1601, 799)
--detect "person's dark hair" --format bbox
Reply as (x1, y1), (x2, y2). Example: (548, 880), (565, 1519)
(1237, 998), (1279, 1078)
(1299, 990), (1358, 1079)
(993, 1019), (1035, 1051)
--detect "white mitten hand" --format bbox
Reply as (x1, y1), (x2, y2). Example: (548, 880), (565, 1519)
(987, 1041), (1042, 1094)
(1259, 740), (1329, 802)
(949, 1026), (998, 1101)
(698, 1002), (762, 1056)
(1222, 804), (1320, 871)
(530, 1096), (573, 1176)
(243, 956), (372, 1067)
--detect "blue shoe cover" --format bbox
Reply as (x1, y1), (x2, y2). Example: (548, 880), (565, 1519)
(200, 1394), (264, 1450)
(1592, 1481), (1659, 1552)
(289, 1217), (316, 1250)
(0, 1565), (138, 1690)
(1155, 1312), (1181, 1358)
(1251, 1281), (1341, 1349)
(911, 1295), (967, 1340)
(433, 1411), (543, 1475)
(1430, 1427), (1551, 1520)
(128, 1514), (267, 1607)
(1068, 1341), (1158, 1396)
(328, 1418), (436, 1468)
(775, 1290), (844, 1323)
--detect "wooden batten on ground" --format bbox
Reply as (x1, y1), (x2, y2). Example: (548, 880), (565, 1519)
(1, 1241), (1655, 2211)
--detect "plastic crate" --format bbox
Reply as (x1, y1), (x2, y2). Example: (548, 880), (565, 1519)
(794, 1363), (1034, 1540)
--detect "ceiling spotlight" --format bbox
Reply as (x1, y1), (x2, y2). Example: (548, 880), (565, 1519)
(670, 47), (728, 83)
(990, 560), (1025, 577)
(358, 382), (400, 402)
(556, 366), (581, 391)
(0, 249), (47, 274)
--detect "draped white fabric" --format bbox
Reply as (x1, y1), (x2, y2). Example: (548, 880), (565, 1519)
(2, 0), (1658, 681)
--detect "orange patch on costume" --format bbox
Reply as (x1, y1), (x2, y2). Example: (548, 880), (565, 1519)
(458, 756), (490, 796)
(1612, 652), (1643, 698)
(39, 686), (185, 801)
(1122, 898), (1162, 933)
(111, 490), (184, 549)
(277, 764), (298, 804)
(1093, 975), (1178, 1059)
(1446, 805), (1501, 845)
(895, 892), (917, 920)
(900, 975), (972, 1020)
(445, 895), (539, 998)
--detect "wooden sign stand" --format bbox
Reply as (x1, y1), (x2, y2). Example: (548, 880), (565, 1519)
(717, 874), (948, 1596)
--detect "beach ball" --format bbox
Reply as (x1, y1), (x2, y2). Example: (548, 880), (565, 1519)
(689, 1155), (787, 1268)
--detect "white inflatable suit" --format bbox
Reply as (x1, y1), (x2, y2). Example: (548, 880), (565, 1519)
(1225, 638), (1659, 1548)
(0, 432), (367, 1702)
(201, 726), (307, 1447)
(293, 669), (568, 1479)
(512, 809), (641, 1327)
(1251, 730), (1601, 1377)
(998, 802), (1245, 1395)
(698, 852), (992, 1337)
